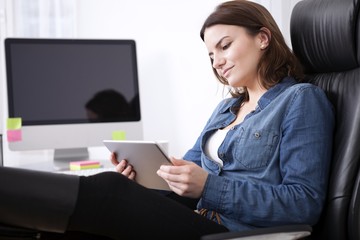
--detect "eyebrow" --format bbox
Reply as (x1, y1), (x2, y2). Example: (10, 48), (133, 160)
(208, 36), (228, 58)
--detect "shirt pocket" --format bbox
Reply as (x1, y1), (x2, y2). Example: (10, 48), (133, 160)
(234, 127), (279, 169)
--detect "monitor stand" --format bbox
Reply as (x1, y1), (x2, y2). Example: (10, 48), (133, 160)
(53, 148), (89, 170)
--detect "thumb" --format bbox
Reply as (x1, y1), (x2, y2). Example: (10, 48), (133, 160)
(170, 156), (189, 166)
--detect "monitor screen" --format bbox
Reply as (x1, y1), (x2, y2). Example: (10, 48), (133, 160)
(5, 38), (144, 169)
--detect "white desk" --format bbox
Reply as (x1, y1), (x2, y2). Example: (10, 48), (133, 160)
(2, 146), (112, 172)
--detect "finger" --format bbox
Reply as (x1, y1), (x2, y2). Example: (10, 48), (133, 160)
(157, 168), (184, 183)
(166, 181), (188, 196)
(159, 164), (190, 175)
(115, 159), (128, 173)
(161, 179), (177, 193)
(169, 157), (189, 166)
(128, 170), (136, 180)
(122, 164), (134, 177)
(110, 152), (119, 166)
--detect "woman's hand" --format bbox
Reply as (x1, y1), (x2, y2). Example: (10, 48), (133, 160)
(157, 157), (208, 198)
(110, 152), (136, 180)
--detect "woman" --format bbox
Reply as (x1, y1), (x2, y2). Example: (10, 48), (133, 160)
(108, 0), (334, 236)
(0, 1), (334, 239)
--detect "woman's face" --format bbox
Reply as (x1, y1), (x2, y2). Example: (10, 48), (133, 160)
(204, 24), (266, 89)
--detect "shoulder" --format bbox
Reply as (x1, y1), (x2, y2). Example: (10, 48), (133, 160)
(270, 79), (334, 117)
(284, 83), (334, 117)
(261, 78), (331, 110)
(285, 82), (329, 101)
(290, 82), (321, 90)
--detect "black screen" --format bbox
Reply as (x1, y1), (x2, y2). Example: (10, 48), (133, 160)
(5, 38), (141, 125)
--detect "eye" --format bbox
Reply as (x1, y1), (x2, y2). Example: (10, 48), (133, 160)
(222, 42), (231, 50)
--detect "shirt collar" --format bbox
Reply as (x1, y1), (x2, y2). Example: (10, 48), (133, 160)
(218, 77), (297, 113)
(258, 77), (297, 110)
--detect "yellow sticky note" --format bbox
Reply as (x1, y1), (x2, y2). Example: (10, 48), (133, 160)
(7, 118), (22, 130)
(70, 164), (100, 171)
(112, 131), (126, 140)
(70, 160), (101, 171)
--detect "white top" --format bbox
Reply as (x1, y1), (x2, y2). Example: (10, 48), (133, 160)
(204, 128), (229, 167)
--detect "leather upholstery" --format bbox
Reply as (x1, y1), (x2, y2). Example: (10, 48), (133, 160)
(349, 170), (360, 240)
(290, 0), (360, 239)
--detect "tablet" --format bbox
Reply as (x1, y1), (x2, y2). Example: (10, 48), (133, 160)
(103, 140), (172, 191)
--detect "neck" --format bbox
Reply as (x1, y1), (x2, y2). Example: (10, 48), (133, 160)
(245, 86), (267, 106)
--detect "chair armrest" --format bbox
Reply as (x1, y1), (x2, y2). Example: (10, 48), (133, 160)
(201, 224), (312, 240)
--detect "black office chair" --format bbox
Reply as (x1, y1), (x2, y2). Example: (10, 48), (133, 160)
(201, 0), (360, 239)
(291, 0), (360, 239)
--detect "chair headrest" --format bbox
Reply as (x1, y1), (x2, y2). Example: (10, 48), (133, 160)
(290, 0), (360, 73)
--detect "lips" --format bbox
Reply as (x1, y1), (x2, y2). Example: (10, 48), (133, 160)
(222, 66), (233, 78)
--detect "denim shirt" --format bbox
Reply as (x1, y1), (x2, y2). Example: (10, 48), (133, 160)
(183, 77), (335, 232)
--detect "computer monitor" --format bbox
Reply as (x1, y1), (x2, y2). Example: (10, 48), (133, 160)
(5, 38), (143, 170)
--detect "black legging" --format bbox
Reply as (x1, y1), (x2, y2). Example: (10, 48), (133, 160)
(67, 172), (228, 239)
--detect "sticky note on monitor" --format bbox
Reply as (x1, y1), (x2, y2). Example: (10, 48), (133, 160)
(7, 129), (22, 142)
(6, 118), (22, 142)
(112, 131), (126, 140)
(7, 118), (22, 130)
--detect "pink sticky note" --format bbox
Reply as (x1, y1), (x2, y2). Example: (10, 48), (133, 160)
(7, 129), (22, 142)
(70, 160), (100, 166)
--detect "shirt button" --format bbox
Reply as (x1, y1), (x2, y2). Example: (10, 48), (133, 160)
(254, 132), (261, 138)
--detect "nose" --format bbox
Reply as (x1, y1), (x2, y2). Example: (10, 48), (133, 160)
(212, 54), (225, 69)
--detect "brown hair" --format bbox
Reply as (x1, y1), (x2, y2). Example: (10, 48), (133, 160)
(200, 0), (303, 98)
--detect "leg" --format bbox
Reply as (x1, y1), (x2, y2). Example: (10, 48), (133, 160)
(67, 172), (228, 240)
(0, 166), (79, 232)
(165, 191), (199, 210)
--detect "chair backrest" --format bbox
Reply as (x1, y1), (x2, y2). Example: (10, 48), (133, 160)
(290, 0), (360, 239)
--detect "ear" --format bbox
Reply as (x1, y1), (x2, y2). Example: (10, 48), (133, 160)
(258, 27), (271, 50)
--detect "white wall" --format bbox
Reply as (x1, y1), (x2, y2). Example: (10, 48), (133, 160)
(0, 0), (6, 136)
(75, 0), (223, 158)
(0, 0), (302, 161)
(75, 0), (301, 157)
